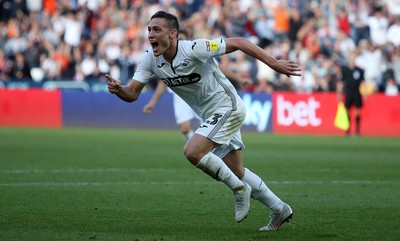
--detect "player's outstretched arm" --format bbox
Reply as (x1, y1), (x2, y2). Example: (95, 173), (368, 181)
(106, 74), (146, 102)
(225, 37), (301, 77)
(143, 80), (168, 113)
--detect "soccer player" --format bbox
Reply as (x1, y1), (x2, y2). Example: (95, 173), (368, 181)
(337, 51), (366, 136)
(106, 11), (301, 231)
(143, 29), (252, 142)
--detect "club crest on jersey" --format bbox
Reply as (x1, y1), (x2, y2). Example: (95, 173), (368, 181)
(161, 73), (201, 87)
(182, 58), (190, 67)
(206, 41), (219, 51)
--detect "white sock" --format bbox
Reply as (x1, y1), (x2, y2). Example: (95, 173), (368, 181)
(183, 130), (194, 142)
(196, 152), (244, 191)
(242, 168), (284, 212)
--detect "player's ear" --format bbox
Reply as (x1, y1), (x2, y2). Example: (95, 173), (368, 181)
(170, 29), (178, 39)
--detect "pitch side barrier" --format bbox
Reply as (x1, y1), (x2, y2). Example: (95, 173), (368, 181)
(0, 89), (399, 137)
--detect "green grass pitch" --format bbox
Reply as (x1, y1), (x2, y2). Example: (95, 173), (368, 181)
(0, 128), (399, 241)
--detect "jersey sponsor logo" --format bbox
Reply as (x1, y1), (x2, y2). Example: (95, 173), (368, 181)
(157, 63), (165, 68)
(161, 73), (201, 87)
(206, 41), (219, 51)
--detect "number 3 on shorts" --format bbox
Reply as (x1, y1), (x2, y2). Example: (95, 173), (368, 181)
(206, 113), (223, 125)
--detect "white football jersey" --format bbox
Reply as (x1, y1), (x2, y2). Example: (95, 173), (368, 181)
(133, 38), (244, 120)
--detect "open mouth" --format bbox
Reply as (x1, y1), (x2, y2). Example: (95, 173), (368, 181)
(150, 40), (159, 51)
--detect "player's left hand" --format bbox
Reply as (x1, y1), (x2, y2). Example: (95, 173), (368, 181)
(275, 60), (302, 77)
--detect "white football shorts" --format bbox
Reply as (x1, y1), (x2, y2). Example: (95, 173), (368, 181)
(195, 105), (246, 158)
(173, 93), (200, 124)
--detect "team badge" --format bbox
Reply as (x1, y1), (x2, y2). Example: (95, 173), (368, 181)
(206, 41), (219, 51)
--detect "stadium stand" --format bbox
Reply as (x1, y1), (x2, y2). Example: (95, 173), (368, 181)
(0, 0), (399, 95)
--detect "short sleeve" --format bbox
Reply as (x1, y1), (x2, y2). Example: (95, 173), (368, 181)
(191, 38), (226, 62)
(132, 50), (153, 84)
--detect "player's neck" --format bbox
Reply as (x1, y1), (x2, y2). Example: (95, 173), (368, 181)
(163, 39), (178, 64)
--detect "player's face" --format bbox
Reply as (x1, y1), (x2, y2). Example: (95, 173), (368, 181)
(148, 18), (175, 57)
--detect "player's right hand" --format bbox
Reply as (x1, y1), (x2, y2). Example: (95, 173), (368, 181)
(106, 74), (122, 94)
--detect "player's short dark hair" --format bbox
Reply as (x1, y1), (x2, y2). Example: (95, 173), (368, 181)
(151, 11), (179, 32)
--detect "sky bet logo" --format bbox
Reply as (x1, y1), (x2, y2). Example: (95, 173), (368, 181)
(242, 94), (272, 132)
(276, 95), (322, 127)
(242, 94), (322, 132)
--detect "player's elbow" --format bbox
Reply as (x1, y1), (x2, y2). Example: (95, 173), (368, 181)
(120, 93), (138, 103)
(127, 95), (138, 102)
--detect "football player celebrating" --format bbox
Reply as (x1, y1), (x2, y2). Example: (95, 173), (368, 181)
(107, 11), (301, 231)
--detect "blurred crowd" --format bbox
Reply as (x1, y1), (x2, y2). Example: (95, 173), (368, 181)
(0, 0), (399, 95)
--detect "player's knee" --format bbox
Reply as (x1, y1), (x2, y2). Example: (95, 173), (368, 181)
(183, 145), (203, 165)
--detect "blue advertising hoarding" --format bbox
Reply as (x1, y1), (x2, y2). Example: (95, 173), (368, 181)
(61, 91), (273, 132)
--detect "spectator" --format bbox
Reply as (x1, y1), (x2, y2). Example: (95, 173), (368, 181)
(386, 17), (400, 47)
(288, 6), (303, 48)
(3, 19), (28, 57)
(356, 39), (383, 91)
(10, 52), (31, 80)
(80, 53), (97, 79)
(385, 0), (400, 17)
(393, 48), (400, 87)
(117, 44), (135, 85)
(227, 2), (247, 37)
(290, 63), (314, 93)
(334, 29), (356, 63)
(101, 19), (125, 46)
(43, 0), (57, 15)
(253, 9), (274, 48)
(52, 41), (72, 78)
(348, 0), (371, 45)
(368, 4), (389, 47)
(63, 10), (83, 47)
(385, 78), (399, 96)
(0, 49), (12, 81)
(272, 0), (291, 42)
(40, 52), (60, 80)
(336, 7), (351, 37)
(26, 0), (42, 13)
